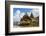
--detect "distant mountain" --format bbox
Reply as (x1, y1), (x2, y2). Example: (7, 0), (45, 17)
(21, 13), (31, 21)
(30, 12), (34, 18)
(18, 12), (39, 27)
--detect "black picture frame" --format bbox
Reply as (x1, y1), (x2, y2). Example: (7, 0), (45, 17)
(5, 1), (45, 35)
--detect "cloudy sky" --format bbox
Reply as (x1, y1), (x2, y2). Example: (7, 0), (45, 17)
(13, 8), (39, 22)
(13, 8), (32, 16)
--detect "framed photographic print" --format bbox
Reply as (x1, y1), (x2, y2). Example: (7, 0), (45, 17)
(5, 1), (45, 35)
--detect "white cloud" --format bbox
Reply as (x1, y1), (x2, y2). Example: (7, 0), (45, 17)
(27, 12), (31, 17)
(13, 10), (25, 23)
(13, 10), (21, 22)
(15, 10), (20, 16)
(32, 9), (39, 17)
(20, 12), (25, 18)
